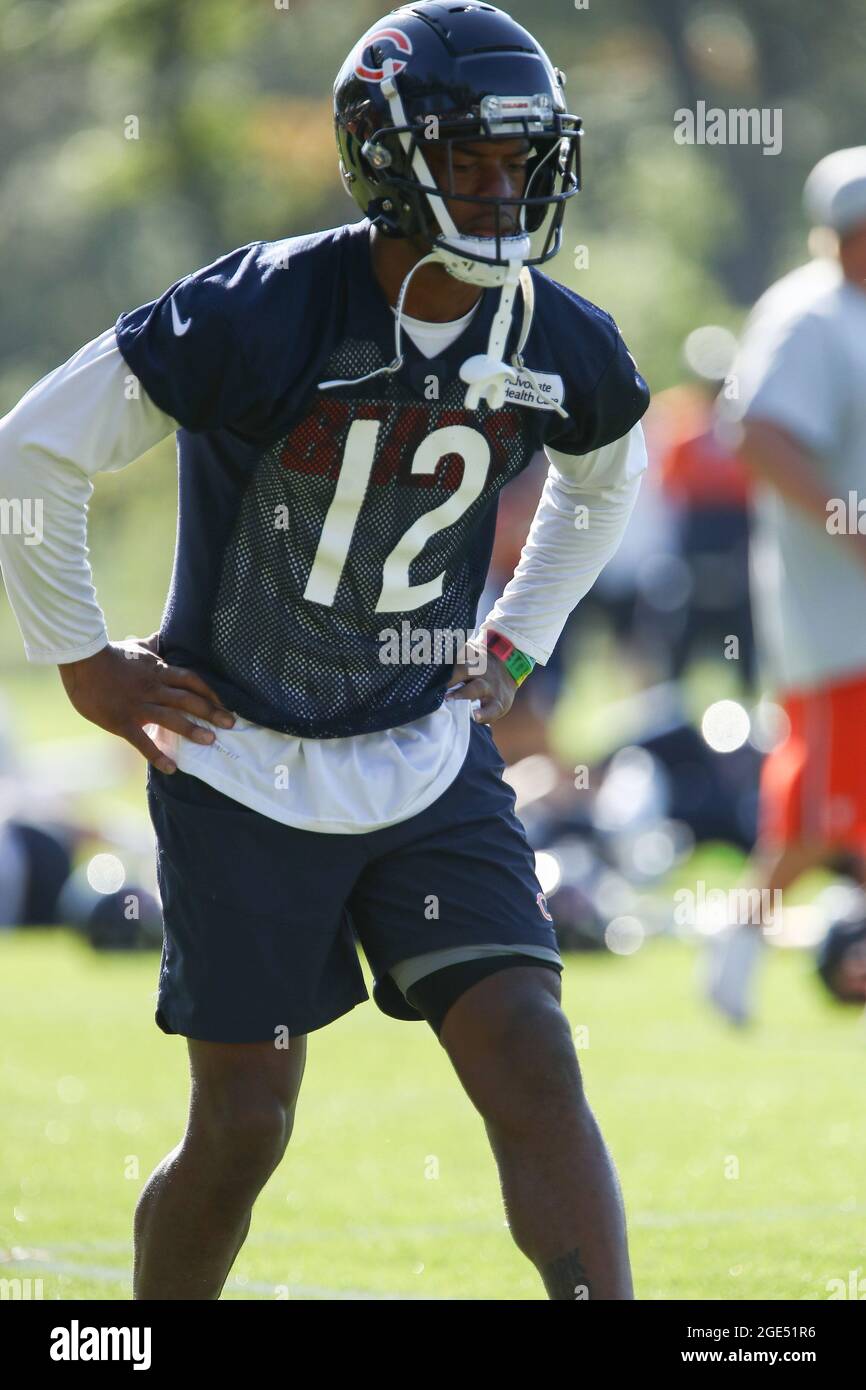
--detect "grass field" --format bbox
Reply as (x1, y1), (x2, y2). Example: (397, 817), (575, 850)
(2, 926), (864, 1301)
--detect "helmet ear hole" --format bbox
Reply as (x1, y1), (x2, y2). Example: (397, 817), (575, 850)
(361, 138), (393, 172)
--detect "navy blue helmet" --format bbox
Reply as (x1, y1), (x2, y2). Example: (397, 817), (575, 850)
(334, 2), (581, 278)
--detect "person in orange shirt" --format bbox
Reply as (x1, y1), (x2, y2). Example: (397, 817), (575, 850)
(657, 379), (755, 686)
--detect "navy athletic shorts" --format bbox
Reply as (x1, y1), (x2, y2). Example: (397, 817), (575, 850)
(145, 719), (562, 1043)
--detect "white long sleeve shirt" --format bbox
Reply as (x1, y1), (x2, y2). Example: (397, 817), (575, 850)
(0, 315), (647, 832)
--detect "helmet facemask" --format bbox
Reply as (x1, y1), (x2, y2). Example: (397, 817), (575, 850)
(355, 66), (581, 288)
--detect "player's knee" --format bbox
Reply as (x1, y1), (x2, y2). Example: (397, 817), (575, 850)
(189, 1089), (295, 1187)
(501, 999), (582, 1108)
(447, 983), (583, 1131)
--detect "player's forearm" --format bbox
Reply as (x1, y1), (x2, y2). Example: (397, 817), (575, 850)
(739, 418), (855, 545)
(476, 467), (642, 664)
(476, 424), (647, 662)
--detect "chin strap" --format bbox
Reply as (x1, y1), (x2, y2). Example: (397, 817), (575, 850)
(509, 267), (569, 420)
(458, 261), (522, 411)
(459, 264), (569, 416)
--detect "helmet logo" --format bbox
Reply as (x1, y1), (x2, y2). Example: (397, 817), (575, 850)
(354, 27), (413, 83)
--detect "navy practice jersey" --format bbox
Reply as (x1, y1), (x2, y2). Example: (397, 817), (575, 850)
(115, 219), (650, 738)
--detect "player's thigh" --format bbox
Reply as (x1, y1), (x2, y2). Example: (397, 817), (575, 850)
(405, 949), (563, 1037)
(439, 964), (564, 1055)
(186, 1035), (308, 1132)
(147, 764), (369, 1041)
(437, 965), (580, 1124)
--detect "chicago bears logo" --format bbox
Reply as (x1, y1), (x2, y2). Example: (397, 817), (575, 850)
(537, 892), (553, 922)
(354, 27), (413, 83)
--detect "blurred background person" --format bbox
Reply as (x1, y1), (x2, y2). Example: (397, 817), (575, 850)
(706, 147), (866, 1024)
(656, 365), (755, 690)
(815, 901), (866, 1009)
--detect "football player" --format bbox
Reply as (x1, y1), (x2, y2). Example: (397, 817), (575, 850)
(0, 2), (650, 1299)
(706, 146), (866, 1026)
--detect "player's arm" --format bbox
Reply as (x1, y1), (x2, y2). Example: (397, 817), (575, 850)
(727, 305), (865, 561)
(736, 419), (866, 566)
(477, 421), (647, 663)
(448, 423), (648, 722)
(0, 328), (236, 773)
(449, 318), (650, 723)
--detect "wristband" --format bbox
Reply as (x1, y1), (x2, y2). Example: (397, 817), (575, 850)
(480, 629), (536, 687)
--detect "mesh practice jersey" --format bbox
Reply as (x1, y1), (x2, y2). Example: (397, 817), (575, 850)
(0, 309), (647, 834)
(111, 219), (648, 739)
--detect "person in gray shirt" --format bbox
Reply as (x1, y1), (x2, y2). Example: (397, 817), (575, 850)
(706, 146), (866, 1024)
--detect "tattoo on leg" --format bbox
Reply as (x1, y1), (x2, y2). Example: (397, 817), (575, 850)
(541, 1248), (591, 1300)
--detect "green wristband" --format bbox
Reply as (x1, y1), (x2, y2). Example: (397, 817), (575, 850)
(484, 629), (536, 687)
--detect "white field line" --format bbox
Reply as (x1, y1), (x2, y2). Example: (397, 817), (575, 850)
(3, 1202), (861, 1300)
(5, 1198), (863, 1265)
(3, 1257), (444, 1301)
(634, 1202), (864, 1229)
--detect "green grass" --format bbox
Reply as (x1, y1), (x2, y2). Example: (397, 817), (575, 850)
(2, 927), (864, 1301)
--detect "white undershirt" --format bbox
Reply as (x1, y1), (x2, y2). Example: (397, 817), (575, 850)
(0, 322), (647, 832)
(396, 301), (480, 357)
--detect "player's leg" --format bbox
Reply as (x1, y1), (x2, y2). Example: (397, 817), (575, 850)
(139, 766), (369, 1298)
(412, 959), (632, 1299)
(705, 678), (866, 1021)
(705, 837), (830, 1023)
(133, 1035), (307, 1300)
(353, 720), (632, 1298)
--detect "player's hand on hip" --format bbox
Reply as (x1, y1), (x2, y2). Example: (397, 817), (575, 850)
(57, 636), (235, 774)
(445, 641), (517, 725)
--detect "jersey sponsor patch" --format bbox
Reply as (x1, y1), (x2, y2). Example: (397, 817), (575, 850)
(503, 370), (565, 411)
